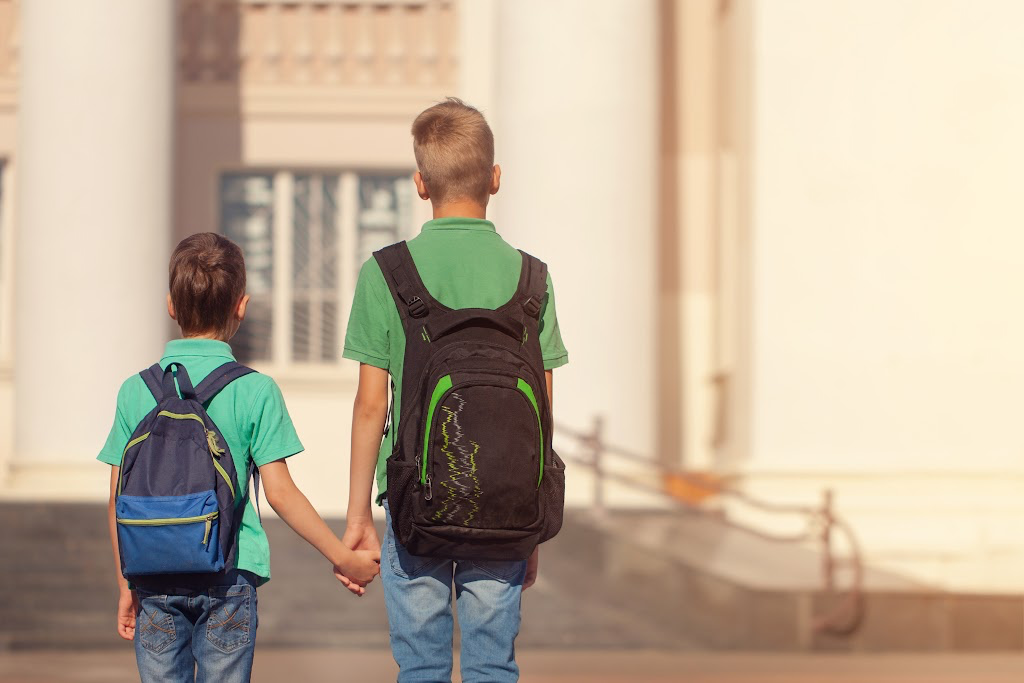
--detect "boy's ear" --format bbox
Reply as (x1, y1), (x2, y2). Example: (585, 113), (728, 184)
(413, 171), (430, 201)
(490, 164), (501, 196)
(236, 294), (250, 322)
(166, 294), (176, 321)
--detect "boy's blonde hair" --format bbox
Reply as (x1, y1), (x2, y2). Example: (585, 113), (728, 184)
(412, 97), (494, 206)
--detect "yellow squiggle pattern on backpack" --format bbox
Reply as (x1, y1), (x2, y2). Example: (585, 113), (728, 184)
(431, 393), (482, 525)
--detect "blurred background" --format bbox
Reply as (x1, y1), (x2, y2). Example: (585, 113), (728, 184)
(2, 0), (1024, 680)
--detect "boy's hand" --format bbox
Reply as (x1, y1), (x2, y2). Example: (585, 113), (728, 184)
(116, 588), (139, 640)
(523, 547), (539, 590)
(336, 516), (382, 595)
(342, 516), (381, 556)
(333, 549), (381, 595)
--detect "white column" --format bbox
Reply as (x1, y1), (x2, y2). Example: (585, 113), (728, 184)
(456, 0), (499, 225)
(675, 0), (719, 472)
(494, 2), (658, 466)
(15, 0), (173, 471)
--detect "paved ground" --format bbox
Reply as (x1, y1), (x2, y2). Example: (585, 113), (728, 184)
(1, 649), (1024, 683)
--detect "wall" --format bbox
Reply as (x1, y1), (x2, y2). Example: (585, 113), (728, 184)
(748, 0), (1024, 475)
(732, 0), (1024, 590)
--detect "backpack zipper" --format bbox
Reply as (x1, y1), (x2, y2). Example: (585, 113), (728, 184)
(415, 455), (434, 500)
(401, 339), (540, 442)
(154, 412), (236, 501)
(117, 432), (152, 495)
(117, 510), (220, 546)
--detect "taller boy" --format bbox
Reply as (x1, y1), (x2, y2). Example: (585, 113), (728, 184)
(341, 98), (569, 681)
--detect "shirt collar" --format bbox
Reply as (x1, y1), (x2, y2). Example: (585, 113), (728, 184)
(160, 338), (236, 361)
(421, 217), (497, 233)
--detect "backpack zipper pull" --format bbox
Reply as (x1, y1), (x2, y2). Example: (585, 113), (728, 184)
(206, 430), (225, 458)
(202, 517), (212, 546)
(424, 474), (433, 501)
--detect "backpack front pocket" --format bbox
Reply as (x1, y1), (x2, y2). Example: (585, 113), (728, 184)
(117, 490), (223, 575)
(420, 374), (542, 530)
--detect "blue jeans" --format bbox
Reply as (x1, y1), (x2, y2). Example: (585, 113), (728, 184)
(382, 502), (527, 683)
(134, 572), (258, 683)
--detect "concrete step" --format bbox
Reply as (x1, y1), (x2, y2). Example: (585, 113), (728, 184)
(7, 502), (1019, 652)
(0, 503), (694, 652)
(555, 509), (1024, 652)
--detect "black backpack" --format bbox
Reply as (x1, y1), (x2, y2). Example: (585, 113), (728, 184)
(116, 362), (257, 580)
(375, 242), (566, 561)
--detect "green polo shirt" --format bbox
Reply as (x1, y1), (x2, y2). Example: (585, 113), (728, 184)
(342, 217), (569, 505)
(97, 338), (304, 583)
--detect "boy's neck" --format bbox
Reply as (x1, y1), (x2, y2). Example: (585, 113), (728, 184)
(432, 200), (488, 220)
(181, 333), (230, 342)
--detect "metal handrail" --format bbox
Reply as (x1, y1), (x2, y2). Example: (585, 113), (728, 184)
(555, 416), (864, 637)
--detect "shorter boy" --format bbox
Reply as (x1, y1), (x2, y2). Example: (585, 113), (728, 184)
(99, 233), (379, 683)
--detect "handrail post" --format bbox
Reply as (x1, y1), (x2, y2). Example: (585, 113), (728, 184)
(592, 415), (605, 517)
(820, 488), (835, 592)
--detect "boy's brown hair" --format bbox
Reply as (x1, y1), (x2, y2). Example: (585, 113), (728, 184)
(169, 232), (246, 337)
(411, 97), (495, 206)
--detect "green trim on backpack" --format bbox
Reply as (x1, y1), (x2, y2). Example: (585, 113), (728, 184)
(118, 432), (152, 495)
(422, 374), (452, 483)
(516, 378), (545, 486)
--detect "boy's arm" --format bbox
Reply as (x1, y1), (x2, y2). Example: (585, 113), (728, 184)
(524, 370), (554, 591)
(107, 466), (138, 641)
(342, 364), (389, 558)
(245, 376), (377, 593)
(339, 259), (392, 571)
(260, 459), (380, 592)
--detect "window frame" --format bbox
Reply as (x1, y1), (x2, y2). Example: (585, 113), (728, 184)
(216, 166), (423, 382)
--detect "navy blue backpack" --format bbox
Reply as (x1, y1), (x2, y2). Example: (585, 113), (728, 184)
(116, 361), (256, 579)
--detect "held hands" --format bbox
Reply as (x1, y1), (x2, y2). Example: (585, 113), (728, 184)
(333, 549), (381, 596)
(334, 516), (382, 596)
(116, 588), (139, 640)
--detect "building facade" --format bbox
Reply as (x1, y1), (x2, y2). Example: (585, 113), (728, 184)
(1, 0), (1023, 593)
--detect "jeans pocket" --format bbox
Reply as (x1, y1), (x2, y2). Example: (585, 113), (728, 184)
(137, 592), (176, 654)
(385, 505), (444, 579)
(385, 458), (418, 545)
(467, 559), (527, 584)
(205, 584), (254, 654)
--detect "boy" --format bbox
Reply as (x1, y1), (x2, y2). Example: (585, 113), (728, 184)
(340, 98), (568, 682)
(99, 233), (379, 683)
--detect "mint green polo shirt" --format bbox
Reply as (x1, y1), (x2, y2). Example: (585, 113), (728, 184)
(97, 338), (304, 583)
(342, 217), (569, 505)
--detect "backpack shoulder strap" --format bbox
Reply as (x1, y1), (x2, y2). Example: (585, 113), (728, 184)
(194, 361), (257, 405)
(517, 251), (548, 320)
(140, 362), (198, 401)
(140, 364), (165, 401)
(231, 459), (264, 523)
(373, 241), (433, 322)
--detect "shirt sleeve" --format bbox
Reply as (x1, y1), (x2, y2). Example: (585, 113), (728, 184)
(342, 258), (392, 370)
(539, 272), (569, 370)
(248, 378), (305, 467)
(97, 379), (136, 466)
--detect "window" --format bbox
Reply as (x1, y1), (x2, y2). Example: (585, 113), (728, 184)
(220, 170), (416, 367)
